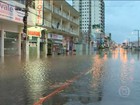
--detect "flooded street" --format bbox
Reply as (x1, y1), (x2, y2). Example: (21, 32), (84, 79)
(1, 48), (140, 105)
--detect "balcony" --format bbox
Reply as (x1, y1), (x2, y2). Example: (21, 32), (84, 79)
(53, 6), (62, 15)
(69, 17), (79, 25)
(73, 20), (79, 25)
(44, 20), (51, 28)
(62, 12), (69, 19)
(61, 27), (69, 33)
(70, 30), (78, 36)
(100, 15), (104, 19)
(100, 11), (104, 15)
(44, 1), (52, 11)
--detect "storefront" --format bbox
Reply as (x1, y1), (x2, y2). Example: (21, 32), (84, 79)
(48, 33), (63, 55)
(0, 20), (23, 56)
(0, 1), (24, 56)
(27, 27), (47, 58)
(0, 1), (36, 57)
(63, 36), (74, 53)
(4, 31), (19, 55)
(47, 34), (75, 55)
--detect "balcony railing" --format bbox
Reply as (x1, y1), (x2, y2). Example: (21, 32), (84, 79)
(73, 19), (79, 25)
(52, 9), (79, 25)
(44, 20), (51, 28)
(53, 6), (62, 15)
(69, 17), (79, 25)
(44, 1), (52, 11)
(62, 12), (69, 19)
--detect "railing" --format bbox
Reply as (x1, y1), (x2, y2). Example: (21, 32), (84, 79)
(69, 16), (79, 25)
(53, 9), (79, 25)
(70, 30), (78, 35)
(73, 19), (79, 25)
(44, 20), (51, 28)
(62, 12), (69, 19)
(53, 6), (62, 15)
(44, 1), (52, 11)
(61, 27), (69, 32)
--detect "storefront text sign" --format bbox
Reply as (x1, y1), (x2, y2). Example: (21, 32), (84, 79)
(27, 26), (45, 37)
(0, 1), (24, 23)
(28, 31), (41, 37)
(48, 34), (63, 40)
(35, 0), (43, 25)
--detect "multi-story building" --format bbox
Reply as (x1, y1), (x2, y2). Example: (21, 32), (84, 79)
(72, 0), (105, 47)
(0, 0), (79, 57)
(43, 0), (79, 55)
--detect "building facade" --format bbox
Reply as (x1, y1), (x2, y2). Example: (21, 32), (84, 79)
(72, 0), (105, 47)
(0, 0), (79, 57)
(0, 0), (36, 57)
(43, 0), (79, 55)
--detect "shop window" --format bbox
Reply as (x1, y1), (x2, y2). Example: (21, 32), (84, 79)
(4, 32), (19, 55)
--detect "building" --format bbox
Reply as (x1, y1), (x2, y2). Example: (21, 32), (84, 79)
(72, 0), (105, 48)
(0, 0), (80, 57)
(43, 0), (79, 55)
(0, 0), (36, 57)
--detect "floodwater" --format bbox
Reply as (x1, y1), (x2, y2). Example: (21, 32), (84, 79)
(0, 48), (140, 105)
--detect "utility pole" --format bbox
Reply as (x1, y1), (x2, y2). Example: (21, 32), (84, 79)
(23, 0), (29, 36)
(23, 0), (33, 56)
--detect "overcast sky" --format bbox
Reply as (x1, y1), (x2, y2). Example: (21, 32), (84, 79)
(66, 0), (140, 43)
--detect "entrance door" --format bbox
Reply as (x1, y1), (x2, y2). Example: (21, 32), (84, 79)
(4, 32), (18, 56)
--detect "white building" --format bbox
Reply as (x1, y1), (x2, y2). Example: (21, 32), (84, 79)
(0, 0), (36, 57)
(72, 0), (105, 43)
(0, 0), (80, 57)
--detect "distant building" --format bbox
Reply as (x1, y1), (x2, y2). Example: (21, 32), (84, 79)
(72, 0), (105, 48)
(72, 0), (105, 36)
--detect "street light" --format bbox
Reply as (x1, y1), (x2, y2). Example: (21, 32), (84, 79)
(133, 30), (139, 47)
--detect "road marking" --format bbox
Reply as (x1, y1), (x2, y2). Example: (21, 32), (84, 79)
(33, 70), (90, 105)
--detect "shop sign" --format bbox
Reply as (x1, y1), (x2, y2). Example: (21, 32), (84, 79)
(0, 1), (24, 23)
(27, 27), (45, 37)
(35, 0), (43, 25)
(48, 34), (63, 40)
(52, 34), (63, 40)
(28, 31), (41, 37)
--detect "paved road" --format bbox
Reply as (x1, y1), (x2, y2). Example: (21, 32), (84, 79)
(0, 48), (140, 105)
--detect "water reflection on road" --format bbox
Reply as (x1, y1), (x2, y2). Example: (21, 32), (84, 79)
(1, 48), (140, 105)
